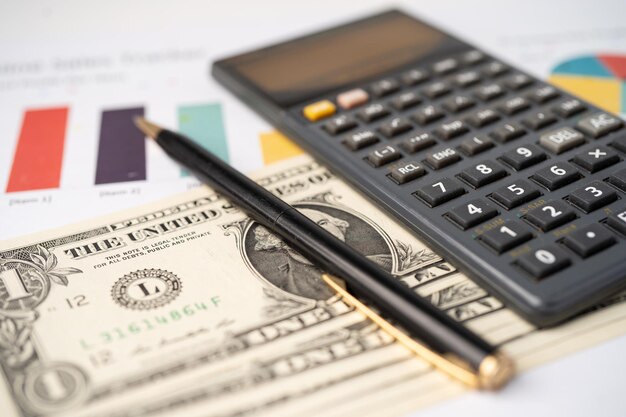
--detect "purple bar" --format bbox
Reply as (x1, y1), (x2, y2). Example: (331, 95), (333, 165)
(95, 107), (146, 185)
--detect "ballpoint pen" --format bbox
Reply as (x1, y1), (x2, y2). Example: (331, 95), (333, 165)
(134, 117), (515, 390)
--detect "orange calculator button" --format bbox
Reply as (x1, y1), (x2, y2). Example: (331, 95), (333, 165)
(303, 100), (336, 121)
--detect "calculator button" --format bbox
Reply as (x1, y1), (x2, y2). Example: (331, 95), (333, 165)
(539, 127), (584, 154)
(401, 133), (436, 153)
(504, 73), (534, 90)
(474, 83), (505, 101)
(442, 95), (476, 113)
(412, 105), (445, 125)
(392, 92), (422, 110)
(462, 50), (486, 66)
(491, 180), (541, 209)
(425, 147), (461, 170)
(532, 162), (581, 190)
(422, 81), (452, 99)
(402, 69), (430, 86)
(460, 135), (494, 156)
(522, 111), (557, 130)
(576, 112), (623, 138)
(612, 134), (626, 153)
(371, 78), (400, 97)
(482, 61), (509, 77)
(357, 103), (390, 122)
(324, 115), (357, 135)
(367, 146), (401, 167)
(303, 100), (336, 121)
(517, 245), (571, 278)
(433, 58), (459, 75)
(447, 199), (498, 229)
(609, 168), (626, 191)
(498, 96), (531, 116)
(607, 209), (626, 235)
(525, 200), (576, 231)
(416, 178), (465, 207)
(459, 160), (507, 188)
(466, 108), (500, 128)
(337, 88), (369, 109)
(481, 221), (533, 253)
(552, 98), (586, 118)
(454, 71), (482, 88)
(389, 161), (425, 184)
(572, 146), (619, 172)
(500, 144), (547, 170)
(491, 123), (526, 143)
(343, 130), (379, 151)
(563, 224), (616, 258)
(527, 85), (559, 103)
(569, 181), (617, 212)
(379, 117), (413, 138)
(434, 120), (469, 141)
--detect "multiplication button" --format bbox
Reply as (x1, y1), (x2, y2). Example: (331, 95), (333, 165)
(517, 245), (571, 278)
(572, 146), (619, 172)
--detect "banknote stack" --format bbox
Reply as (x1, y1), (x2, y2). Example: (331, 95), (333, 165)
(1, 155), (625, 417)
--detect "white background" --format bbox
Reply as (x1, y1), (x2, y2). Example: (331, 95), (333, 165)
(1, 1), (626, 416)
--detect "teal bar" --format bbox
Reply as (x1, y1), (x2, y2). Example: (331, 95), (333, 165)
(177, 103), (229, 176)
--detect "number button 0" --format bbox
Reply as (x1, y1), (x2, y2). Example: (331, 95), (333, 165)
(446, 199), (498, 229)
(415, 178), (465, 207)
(525, 200), (576, 231)
(481, 220), (533, 253)
(491, 180), (541, 209)
(517, 245), (571, 278)
(568, 181), (618, 212)
(531, 162), (581, 190)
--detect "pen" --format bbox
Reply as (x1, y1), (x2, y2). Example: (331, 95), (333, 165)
(134, 117), (515, 390)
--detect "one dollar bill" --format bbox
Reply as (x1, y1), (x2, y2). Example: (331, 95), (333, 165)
(1, 156), (625, 417)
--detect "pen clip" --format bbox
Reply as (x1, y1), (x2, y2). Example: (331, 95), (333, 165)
(321, 274), (514, 390)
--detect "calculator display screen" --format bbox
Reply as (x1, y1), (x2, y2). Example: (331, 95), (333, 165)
(225, 11), (448, 107)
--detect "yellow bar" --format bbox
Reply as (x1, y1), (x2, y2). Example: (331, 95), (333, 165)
(302, 100), (336, 121)
(259, 130), (304, 165)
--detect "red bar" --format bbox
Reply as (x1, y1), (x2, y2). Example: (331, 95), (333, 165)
(6, 107), (68, 193)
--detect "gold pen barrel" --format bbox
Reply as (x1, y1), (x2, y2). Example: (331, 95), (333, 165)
(322, 274), (515, 390)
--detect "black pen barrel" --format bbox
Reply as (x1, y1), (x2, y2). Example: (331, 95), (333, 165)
(157, 129), (494, 370)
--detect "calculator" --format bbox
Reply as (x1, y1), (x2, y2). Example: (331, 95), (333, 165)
(213, 10), (626, 326)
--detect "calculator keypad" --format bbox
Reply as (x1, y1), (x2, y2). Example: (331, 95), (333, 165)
(297, 47), (626, 323)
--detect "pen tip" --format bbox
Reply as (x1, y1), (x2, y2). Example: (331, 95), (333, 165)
(134, 116), (162, 139)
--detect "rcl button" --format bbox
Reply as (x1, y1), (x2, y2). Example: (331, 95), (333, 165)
(390, 161), (425, 184)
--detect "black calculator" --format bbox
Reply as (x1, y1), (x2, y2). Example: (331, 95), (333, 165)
(213, 10), (626, 326)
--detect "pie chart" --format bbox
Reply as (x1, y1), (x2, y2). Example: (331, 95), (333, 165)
(549, 54), (626, 115)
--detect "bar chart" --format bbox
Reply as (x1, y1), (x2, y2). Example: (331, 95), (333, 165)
(3, 103), (240, 193)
